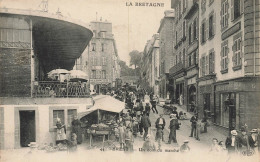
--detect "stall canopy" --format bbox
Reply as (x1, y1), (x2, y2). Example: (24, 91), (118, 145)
(78, 96), (125, 119)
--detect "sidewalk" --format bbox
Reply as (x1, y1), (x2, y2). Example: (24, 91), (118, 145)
(155, 102), (227, 149)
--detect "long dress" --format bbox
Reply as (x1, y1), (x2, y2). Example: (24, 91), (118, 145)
(56, 122), (66, 144)
(71, 119), (82, 144)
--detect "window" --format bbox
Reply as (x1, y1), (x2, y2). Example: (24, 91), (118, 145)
(233, 38), (242, 67)
(183, 0), (186, 12)
(189, 25), (192, 44)
(209, 15), (214, 38)
(92, 56), (97, 65)
(85, 61), (88, 66)
(232, 0), (242, 20)
(102, 70), (106, 79)
(67, 109), (77, 127)
(91, 70), (96, 79)
(53, 110), (64, 126)
(201, 22), (206, 43)
(193, 19), (197, 40)
(221, 0), (229, 28)
(92, 43), (96, 51)
(179, 52), (182, 63)
(183, 48), (186, 64)
(193, 51), (197, 65)
(189, 55), (192, 67)
(101, 43), (105, 52)
(221, 45), (229, 71)
(176, 55), (178, 64)
(102, 57), (106, 65)
(179, 2), (182, 19)
(209, 51), (215, 74)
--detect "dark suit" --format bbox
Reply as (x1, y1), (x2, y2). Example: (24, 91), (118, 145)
(190, 116), (197, 137)
(225, 136), (241, 154)
(141, 115), (151, 140)
(168, 118), (178, 143)
(155, 117), (166, 141)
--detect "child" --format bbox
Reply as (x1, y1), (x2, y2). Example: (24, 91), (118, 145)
(67, 133), (77, 152)
(124, 126), (134, 152)
(118, 122), (126, 149)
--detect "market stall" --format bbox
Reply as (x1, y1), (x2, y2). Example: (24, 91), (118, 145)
(78, 96), (125, 148)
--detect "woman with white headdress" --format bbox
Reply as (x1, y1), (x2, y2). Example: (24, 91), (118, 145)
(56, 118), (67, 145)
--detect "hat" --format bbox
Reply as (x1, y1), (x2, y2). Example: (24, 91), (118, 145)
(231, 130), (238, 136)
(250, 129), (257, 133)
(184, 140), (189, 143)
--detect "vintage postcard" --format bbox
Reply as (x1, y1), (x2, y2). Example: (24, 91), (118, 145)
(0, 0), (259, 162)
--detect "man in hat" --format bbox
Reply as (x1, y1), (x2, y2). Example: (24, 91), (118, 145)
(225, 130), (240, 154)
(180, 140), (190, 153)
(248, 129), (259, 151)
(189, 114), (198, 138)
(168, 114), (179, 144)
(145, 102), (151, 116)
(155, 114), (166, 142)
(141, 113), (151, 141)
(238, 126), (250, 153)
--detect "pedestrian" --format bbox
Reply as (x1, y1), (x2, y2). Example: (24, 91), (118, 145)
(124, 126), (134, 152)
(71, 115), (82, 144)
(179, 94), (183, 106)
(118, 122), (126, 149)
(248, 129), (258, 151)
(141, 113), (151, 141)
(142, 134), (156, 151)
(201, 117), (208, 133)
(144, 92), (150, 104)
(132, 117), (139, 137)
(180, 140), (190, 153)
(145, 103), (151, 116)
(55, 118), (67, 145)
(209, 138), (221, 153)
(225, 130), (240, 154)
(155, 114), (166, 142)
(172, 106), (179, 119)
(67, 133), (77, 152)
(189, 114), (198, 138)
(238, 126), (251, 154)
(168, 114), (179, 144)
(151, 97), (158, 114)
(195, 119), (201, 141)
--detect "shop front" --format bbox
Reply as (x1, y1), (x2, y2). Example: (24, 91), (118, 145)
(214, 77), (260, 131)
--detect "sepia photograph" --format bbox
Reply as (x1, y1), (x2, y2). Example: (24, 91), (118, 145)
(0, 0), (259, 162)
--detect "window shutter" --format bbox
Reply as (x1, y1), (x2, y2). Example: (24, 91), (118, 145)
(220, 49), (223, 69)
(213, 12), (216, 35)
(200, 58), (202, 76)
(240, 0), (244, 14)
(206, 55), (209, 75)
(231, 0), (234, 21)
(206, 18), (209, 40)
(196, 18), (199, 39)
(212, 52), (215, 73)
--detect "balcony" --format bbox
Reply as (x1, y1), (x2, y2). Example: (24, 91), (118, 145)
(33, 81), (90, 98)
(169, 62), (185, 77)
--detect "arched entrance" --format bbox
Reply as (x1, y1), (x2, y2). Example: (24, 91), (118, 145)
(188, 85), (196, 105)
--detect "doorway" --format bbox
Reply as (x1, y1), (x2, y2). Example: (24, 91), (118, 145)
(19, 111), (36, 147)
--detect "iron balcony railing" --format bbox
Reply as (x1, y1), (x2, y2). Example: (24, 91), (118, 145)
(33, 81), (90, 98)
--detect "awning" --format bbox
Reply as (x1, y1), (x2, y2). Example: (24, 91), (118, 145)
(78, 96), (125, 119)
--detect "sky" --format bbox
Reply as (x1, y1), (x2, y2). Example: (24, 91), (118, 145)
(1, 0), (172, 66)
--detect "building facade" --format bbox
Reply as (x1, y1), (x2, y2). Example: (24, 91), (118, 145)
(212, 0), (260, 131)
(170, 0), (188, 105)
(184, 0), (199, 111)
(197, 0), (219, 122)
(77, 20), (120, 94)
(0, 9), (93, 149)
(157, 10), (175, 99)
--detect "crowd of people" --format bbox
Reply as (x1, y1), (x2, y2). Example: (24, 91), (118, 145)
(51, 88), (259, 159)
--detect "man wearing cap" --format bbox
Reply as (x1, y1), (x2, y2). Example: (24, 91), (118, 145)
(238, 126), (251, 154)
(225, 130), (240, 154)
(168, 114), (179, 144)
(155, 114), (166, 142)
(180, 140), (190, 153)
